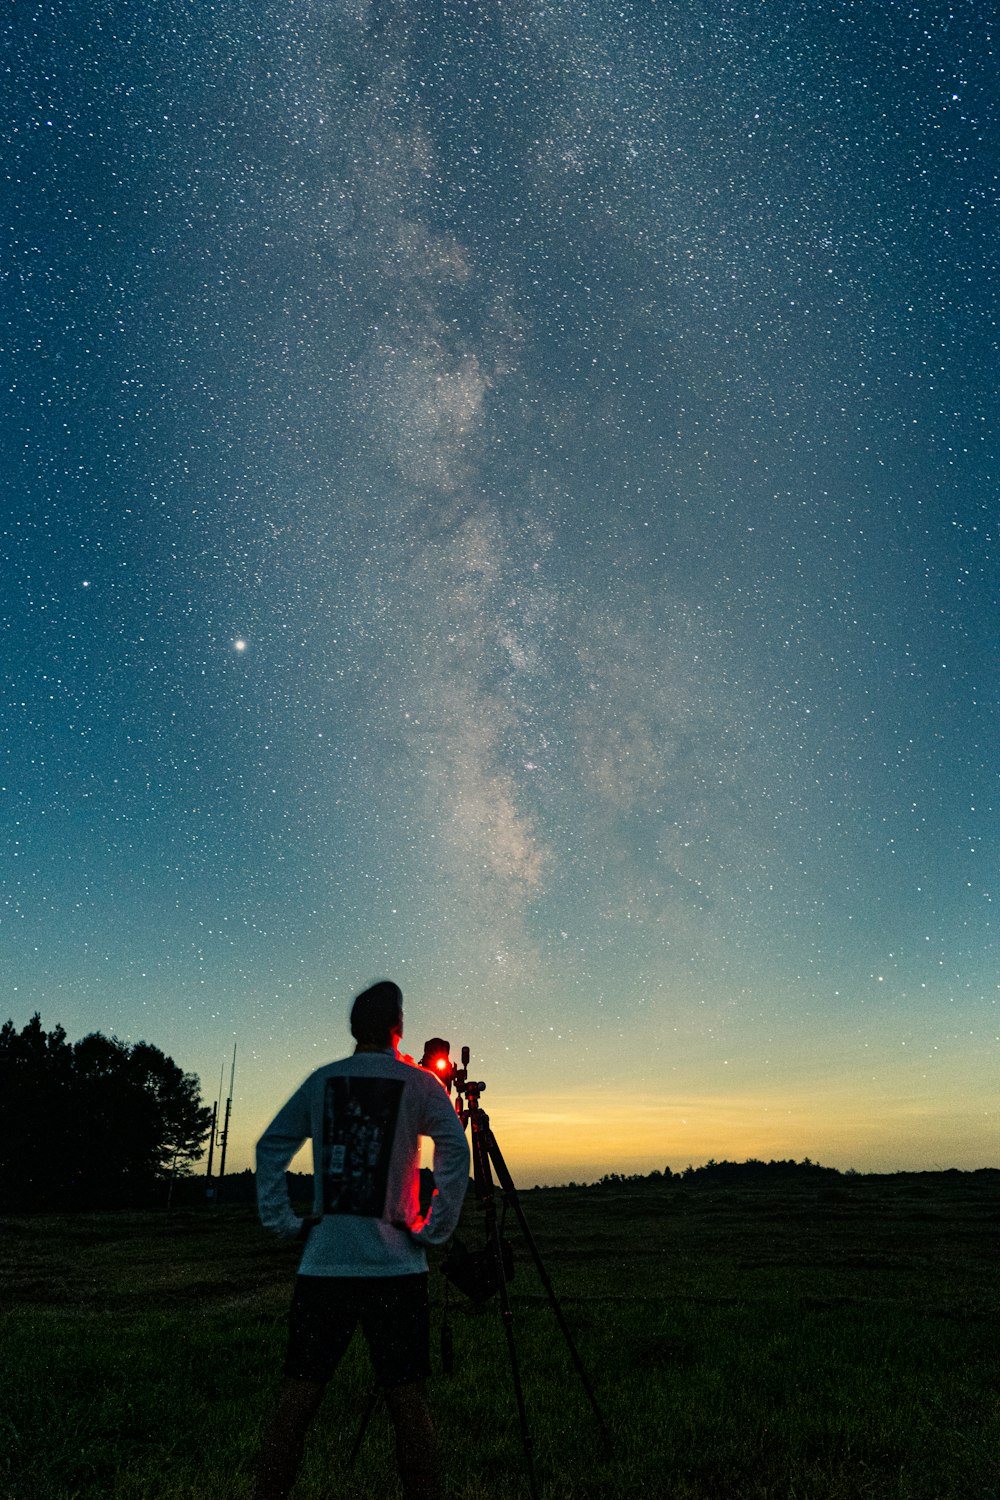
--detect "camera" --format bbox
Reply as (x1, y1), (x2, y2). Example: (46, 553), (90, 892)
(419, 1040), (485, 1114)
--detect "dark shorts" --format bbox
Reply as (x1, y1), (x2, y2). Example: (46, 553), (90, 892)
(284, 1273), (430, 1388)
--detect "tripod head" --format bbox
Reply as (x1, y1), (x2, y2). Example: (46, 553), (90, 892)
(419, 1040), (486, 1123)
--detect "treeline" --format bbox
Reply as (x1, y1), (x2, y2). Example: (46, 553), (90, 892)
(174, 1168), (314, 1207)
(595, 1157), (842, 1188)
(0, 1015), (212, 1211)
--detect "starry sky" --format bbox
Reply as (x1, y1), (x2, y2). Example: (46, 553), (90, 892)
(3, 0), (996, 1184)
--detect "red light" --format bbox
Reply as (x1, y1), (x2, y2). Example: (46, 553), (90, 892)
(419, 1039), (452, 1087)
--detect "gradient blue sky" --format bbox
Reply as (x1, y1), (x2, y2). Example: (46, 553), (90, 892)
(3, 0), (996, 1183)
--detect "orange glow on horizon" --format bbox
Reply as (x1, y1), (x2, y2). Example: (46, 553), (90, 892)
(217, 1037), (996, 1184)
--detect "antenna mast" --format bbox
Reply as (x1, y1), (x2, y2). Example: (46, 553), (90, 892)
(205, 1059), (226, 1202)
(216, 1042), (237, 1202)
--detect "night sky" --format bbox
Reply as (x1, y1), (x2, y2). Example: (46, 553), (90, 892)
(3, 0), (996, 1183)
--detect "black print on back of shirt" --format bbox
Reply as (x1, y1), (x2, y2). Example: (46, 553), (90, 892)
(322, 1077), (404, 1217)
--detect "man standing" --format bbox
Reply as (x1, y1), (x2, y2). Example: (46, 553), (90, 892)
(254, 980), (470, 1500)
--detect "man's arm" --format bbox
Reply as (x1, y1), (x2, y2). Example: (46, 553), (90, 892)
(255, 1078), (312, 1240)
(410, 1080), (470, 1247)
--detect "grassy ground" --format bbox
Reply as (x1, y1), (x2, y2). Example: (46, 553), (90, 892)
(1, 1173), (997, 1500)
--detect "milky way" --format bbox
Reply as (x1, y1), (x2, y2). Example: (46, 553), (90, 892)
(2, 0), (995, 1177)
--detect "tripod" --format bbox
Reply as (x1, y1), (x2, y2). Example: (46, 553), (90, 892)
(456, 1069), (613, 1500)
(349, 1048), (612, 1498)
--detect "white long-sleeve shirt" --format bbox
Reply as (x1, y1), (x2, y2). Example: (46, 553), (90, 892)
(256, 1048), (470, 1276)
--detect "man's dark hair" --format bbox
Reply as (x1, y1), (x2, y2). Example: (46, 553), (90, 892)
(350, 980), (403, 1046)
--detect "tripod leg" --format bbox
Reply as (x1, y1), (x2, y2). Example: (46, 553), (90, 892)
(486, 1130), (613, 1453)
(471, 1110), (540, 1500)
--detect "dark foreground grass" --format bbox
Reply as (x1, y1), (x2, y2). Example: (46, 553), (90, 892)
(2, 1173), (998, 1500)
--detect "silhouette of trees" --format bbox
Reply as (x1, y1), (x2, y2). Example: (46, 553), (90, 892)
(0, 1015), (212, 1210)
(679, 1157), (839, 1184)
(596, 1158), (842, 1188)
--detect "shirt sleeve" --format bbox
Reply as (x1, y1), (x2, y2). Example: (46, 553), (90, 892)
(411, 1078), (471, 1247)
(255, 1077), (312, 1240)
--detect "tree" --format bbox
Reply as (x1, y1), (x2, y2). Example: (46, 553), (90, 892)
(0, 1015), (213, 1210)
(0, 1014), (74, 1209)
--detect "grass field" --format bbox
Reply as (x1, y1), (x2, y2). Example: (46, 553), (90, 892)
(2, 1172), (997, 1500)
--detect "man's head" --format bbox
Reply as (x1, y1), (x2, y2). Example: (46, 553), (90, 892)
(350, 980), (403, 1048)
